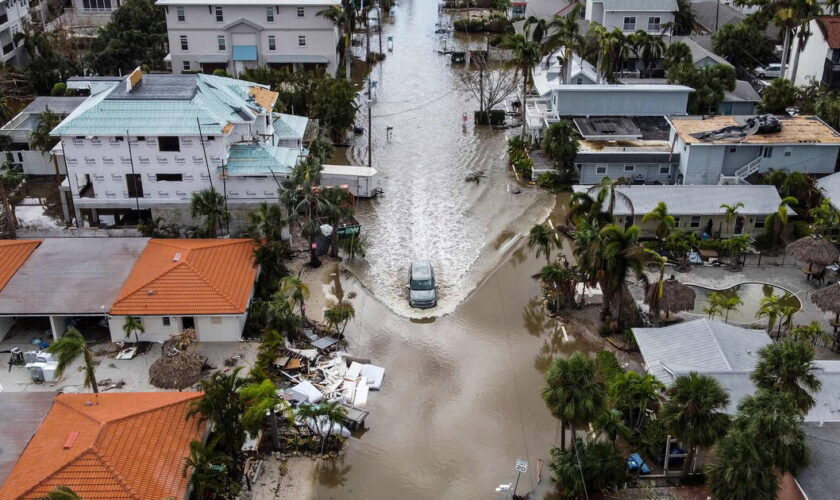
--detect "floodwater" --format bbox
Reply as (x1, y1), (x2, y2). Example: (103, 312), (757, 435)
(312, 243), (600, 499)
(687, 282), (801, 325)
(346, 0), (554, 318)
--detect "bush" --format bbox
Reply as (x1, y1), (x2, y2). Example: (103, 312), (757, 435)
(513, 156), (533, 178)
(595, 351), (623, 384)
(50, 82), (68, 96)
(212, 68), (232, 77)
(793, 220), (811, 239)
(536, 171), (563, 190)
(550, 439), (625, 498)
(698, 239), (728, 252)
(754, 232), (774, 251)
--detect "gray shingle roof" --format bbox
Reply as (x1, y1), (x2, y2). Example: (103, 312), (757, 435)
(690, 0), (745, 31)
(571, 184), (792, 216)
(670, 36), (731, 67)
(20, 97), (88, 116)
(723, 80), (761, 103)
(818, 171), (840, 210)
(797, 422), (840, 499)
(599, 0), (677, 11)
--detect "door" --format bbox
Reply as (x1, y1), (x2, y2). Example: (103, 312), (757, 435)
(734, 216), (744, 235)
(182, 316), (195, 331)
(126, 174), (143, 198)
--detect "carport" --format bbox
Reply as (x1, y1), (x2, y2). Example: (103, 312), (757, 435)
(0, 238), (149, 341)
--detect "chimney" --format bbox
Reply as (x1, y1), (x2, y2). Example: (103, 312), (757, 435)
(126, 67), (143, 92)
(63, 432), (80, 449)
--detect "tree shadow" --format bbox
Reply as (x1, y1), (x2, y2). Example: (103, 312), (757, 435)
(317, 456), (353, 488)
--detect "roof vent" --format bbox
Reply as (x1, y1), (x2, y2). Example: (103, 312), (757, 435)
(64, 432), (80, 449)
(147, 290), (155, 296)
(172, 252), (182, 262)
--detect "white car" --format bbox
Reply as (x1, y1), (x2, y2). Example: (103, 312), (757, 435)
(754, 63), (782, 79)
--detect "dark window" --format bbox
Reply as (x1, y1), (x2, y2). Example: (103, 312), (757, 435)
(162, 317), (171, 326)
(126, 174), (143, 198)
(215, 6), (223, 22)
(755, 216), (766, 228)
(158, 136), (180, 152)
(136, 136), (146, 141)
(690, 216), (701, 228)
(156, 173), (183, 182)
(763, 146), (773, 158)
(180, 35), (188, 51)
(176, 6), (184, 21)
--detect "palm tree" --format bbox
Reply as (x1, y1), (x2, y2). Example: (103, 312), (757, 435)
(719, 294), (743, 323)
(600, 224), (654, 330)
(280, 275), (310, 325)
(241, 377), (294, 451)
(572, 222), (603, 287)
(524, 16), (549, 45)
(732, 389), (809, 474)
(499, 33), (542, 137)
(539, 261), (578, 312)
(247, 201), (285, 241)
(756, 292), (784, 337)
(720, 201), (744, 235)
(593, 408), (632, 449)
(29, 108), (61, 154)
(324, 299), (355, 340)
(705, 429), (779, 500)
(282, 162), (338, 266)
(647, 254), (668, 324)
(542, 352), (607, 450)
(527, 223), (559, 263)
(266, 290), (301, 334)
(255, 328), (285, 373)
(320, 400), (348, 453)
(544, 4), (585, 83)
(0, 162), (23, 228)
(642, 201), (675, 244)
(751, 340), (821, 413)
(40, 486), (82, 500)
(791, 321), (829, 348)
(764, 196), (797, 247)
(661, 372), (730, 478)
(122, 315), (144, 344)
(182, 439), (232, 500)
(320, 186), (353, 258)
(190, 189), (230, 238)
(48, 327), (98, 393)
(609, 370), (664, 430)
(549, 438), (626, 498)
(187, 367), (248, 473)
(318, 5), (352, 79)
(628, 30), (665, 77)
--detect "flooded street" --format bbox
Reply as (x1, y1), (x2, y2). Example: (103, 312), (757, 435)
(347, 0), (554, 318)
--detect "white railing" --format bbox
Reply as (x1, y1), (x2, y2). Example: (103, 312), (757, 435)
(734, 156), (761, 178)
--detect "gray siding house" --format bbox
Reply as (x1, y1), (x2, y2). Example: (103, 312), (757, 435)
(156, 0), (340, 76)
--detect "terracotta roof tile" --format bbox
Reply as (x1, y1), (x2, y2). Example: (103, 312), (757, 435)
(110, 239), (258, 316)
(818, 16), (840, 49)
(0, 240), (40, 292)
(0, 392), (205, 500)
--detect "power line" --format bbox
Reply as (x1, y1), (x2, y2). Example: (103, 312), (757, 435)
(372, 89), (456, 118)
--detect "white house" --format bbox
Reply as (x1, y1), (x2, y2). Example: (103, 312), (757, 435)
(156, 0), (341, 76)
(585, 0), (676, 35)
(0, 0), (31, 66)
(787, 16), (840, 89)
(50, 70), (377, 227)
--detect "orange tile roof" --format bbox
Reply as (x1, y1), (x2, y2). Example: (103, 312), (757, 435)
(110, 239), (258, 316)
(0, 392), (206, 500)
(0, 240), (40, 292)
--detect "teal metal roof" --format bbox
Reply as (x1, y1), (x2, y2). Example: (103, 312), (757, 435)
(273, 113), (308, 139)
(233, 45), (258, 61)
(51, 73), (273, 137)
(222, 143), (300, 176)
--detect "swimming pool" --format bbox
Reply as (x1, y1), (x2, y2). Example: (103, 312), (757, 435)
(687, 282), (801, 325)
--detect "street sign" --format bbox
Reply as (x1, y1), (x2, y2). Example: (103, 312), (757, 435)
(515, 459), (528, 473)
(337, 224), (361, 236)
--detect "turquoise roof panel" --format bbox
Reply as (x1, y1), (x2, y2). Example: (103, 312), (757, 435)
(223, 143), (300, 176)
(272, 113), (308, 139)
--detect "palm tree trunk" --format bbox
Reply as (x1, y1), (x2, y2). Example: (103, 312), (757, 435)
(560, 420), (566, 450)
(781, 29), (792, 80)
(0, 186), (17, 228)
(521, 63), (527, 138)
(570, 422), (578, 444)
(85, 351), (99, 394)
(682, 445), (696, 478)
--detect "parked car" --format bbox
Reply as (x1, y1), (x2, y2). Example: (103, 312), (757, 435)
(754, 63), (782, 79)
(408, 261), (437, 308)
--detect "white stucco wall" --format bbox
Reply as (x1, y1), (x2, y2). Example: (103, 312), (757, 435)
(109, 314), (245, 342)
(788, 19), (830, 86)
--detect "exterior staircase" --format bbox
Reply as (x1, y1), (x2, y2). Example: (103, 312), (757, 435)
(719, 157), (761, 185)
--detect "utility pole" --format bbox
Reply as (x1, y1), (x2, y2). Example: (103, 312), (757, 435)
(715, 0), (720, 32)
(378, 3), (383, 55)
(367, 78), (372, 168)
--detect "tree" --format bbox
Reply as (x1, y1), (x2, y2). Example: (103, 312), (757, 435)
(0, 162), (23, 228)
(253, 241), (290, 300)
(280, 275), (310, 325)
(319, 400), (348, 453)
(661, 372), (730, 477)
(457, 53), (519, 122)
(714, 291), (743, 323)
(313, 77), (359, 142)
(542, 352), (607, 450)
(48, 327), (98, 393)
(712, 22), (776, 68)
(642, 201), (675, 243)
(760, 78), (797, 114)
(629, 30), (665, 78)
(752, 340), (821, 413)
(88, 0), (169, 74)
(544, 4), (586, 82)
(540, 261), (579, 312)
(609, 371), (664, 430)
(720, 201), (744, 235)
(668, 63), (737, 114)
(324, 299), (355, 339)
(29, 108), (62, 154)
(187, 368), (248, 474)
(190, 189), (230, 238)
(317, 5), (352, 79)
(300, 401), (348, 454)
(182, 438), (234, 500)
(593, 408), (632, 449)
(733, 389), (809, 474)
(705, 429), (779, 500)
(572, 222), (603, 287)
(266, 290), (301, 334)
(499, 33), (542, 137)
(764, 195), (798, 247)
(600, 224), (653, 330)
(808, 198), (840, 242)
(674, 0), (696, 35)
(40, 486), (82, 500)
(663, 41), (692, 71)
(791, 321), (829, 348)
(247, 202), (286, 241)
(550, 438), (625, 499)
(757, 292), (786, 338)
(241, 377), (294, 451)
(541, 120), (579, 184)
(815, 91), (840, 130)
(527, 223), (559, 264)
(320, 186), (353, 258)
(122, 315), (144, 344)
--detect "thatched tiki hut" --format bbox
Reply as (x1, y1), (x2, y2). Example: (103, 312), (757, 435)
(812, 283), (840, 350)
(149, 351), (203, 391)
(644, 278), (696, 324)
(787, 236), (840, 273)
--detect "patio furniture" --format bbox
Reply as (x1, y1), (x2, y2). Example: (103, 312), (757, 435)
(788, 236), (840, 274)
(626, 453), (651, 474)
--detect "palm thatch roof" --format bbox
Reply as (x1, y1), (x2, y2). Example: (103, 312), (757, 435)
(812, 283), (840, 316)
(644, 279), (696, 315)
(148, 352), (203, 390)
(787, 236), (840, 266)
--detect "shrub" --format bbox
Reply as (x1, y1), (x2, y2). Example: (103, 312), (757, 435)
(513, 156), (533, 178)
(793, 220), (811, 239)
(595, 351), (623, 384)
(754, 232), (774, 251)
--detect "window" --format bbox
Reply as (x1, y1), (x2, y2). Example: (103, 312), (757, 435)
(690, 216), (701, 228)
(162, 317), (171, 326)
(754, 216), (766, 229)
(298, 35), (306, 47)
(784, 147), (792, 157)
(81, 0), (112, 11)
(176, 5), (184, 21)
(763, 146), (773, 158)
(623, 165), (635, 172)
(673, 217), (681, 228)
(659, 165), (670, 175)
(182, 60), (190, 71)
(297, 6), (304, 17)
(266, 6), (274, 22)
(158, 136), (180, 152)
(136, 136), (146, 141)
(126, 174), (143, 198)
(622, 16), (636, 31)
(156, 173), (183, 182)
(729, 147), (737, 153)
(268, 35), (276, 51)
(647, 16), (661, 31)
(595, 165), (607, 174)
(180, 35), (188, 51)
(218, 35), (226, 51)
(215, 6), (223, 22)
